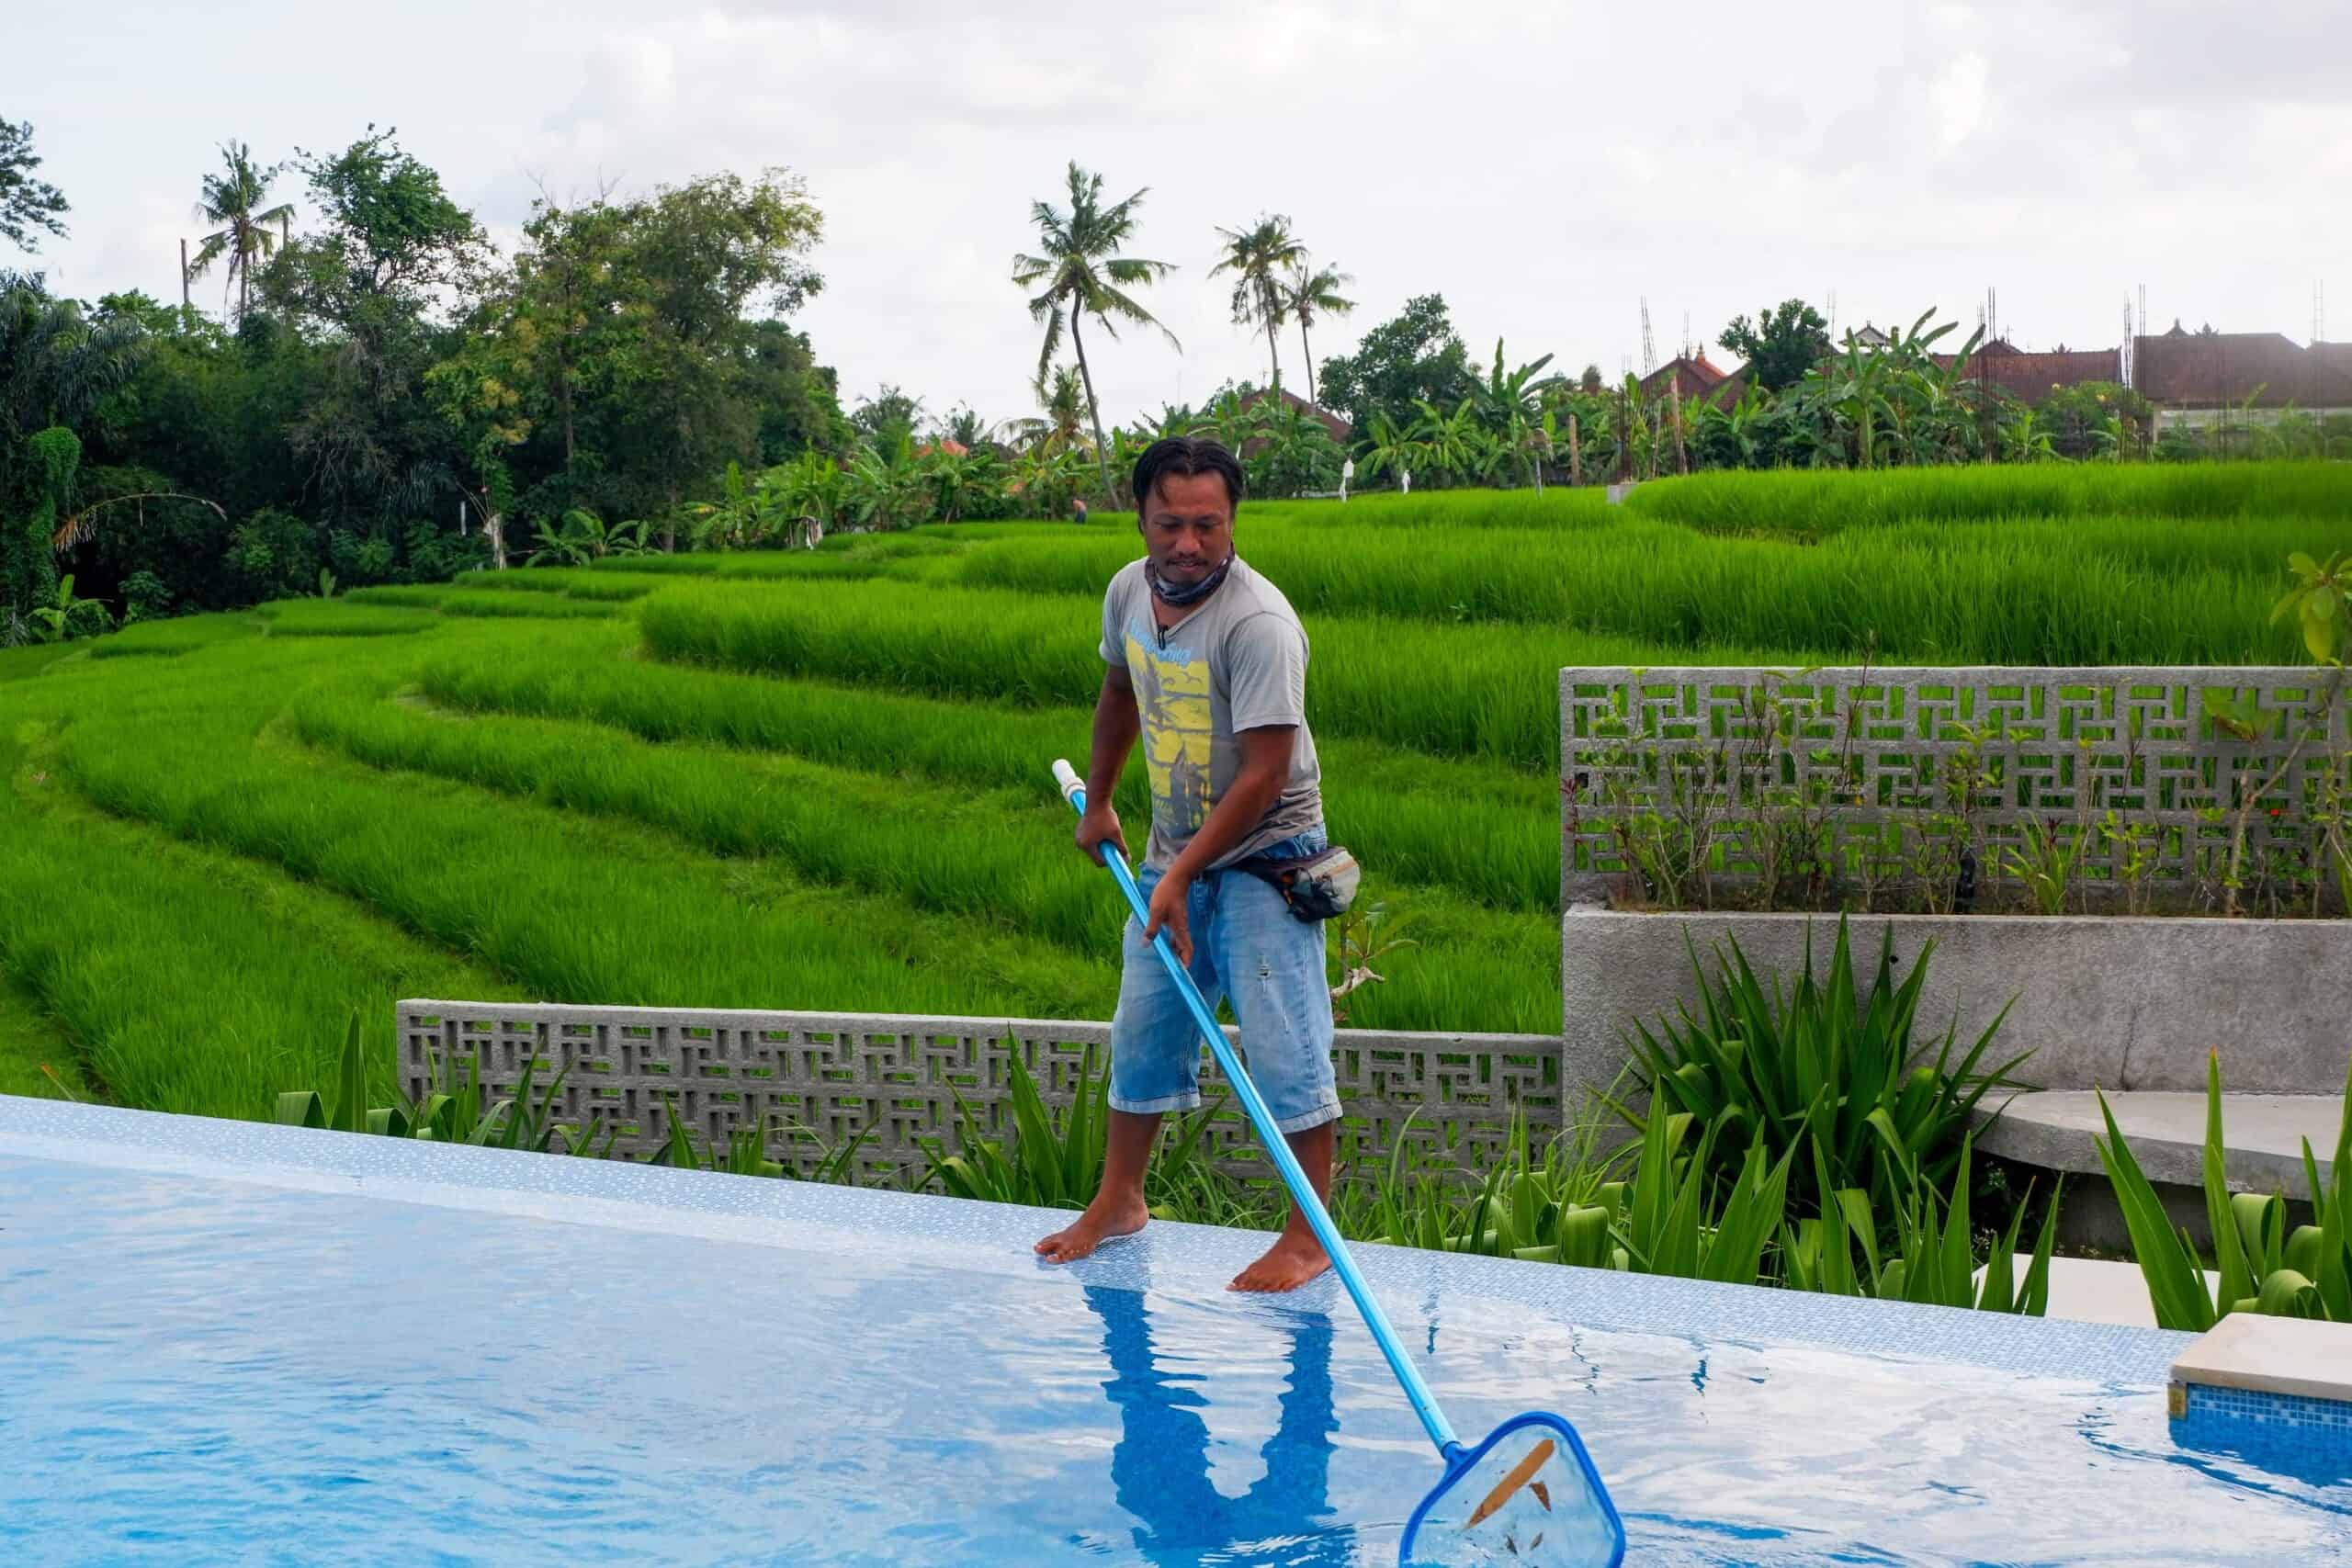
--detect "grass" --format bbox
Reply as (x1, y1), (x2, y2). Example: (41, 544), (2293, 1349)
(945, 509), (2334, 661)
(0, 712), (519, 1116)
(0, 966), (83, 1100)
(413, 622), (1564, 913)
(1627, 459), (2352, 534)
(4, 467), (2346, 1140)
(638, 577), (1812, 771)
(287, 681), (1563, 1031)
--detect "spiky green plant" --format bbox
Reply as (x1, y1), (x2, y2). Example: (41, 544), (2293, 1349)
(2095, 1051), (2352, 1330)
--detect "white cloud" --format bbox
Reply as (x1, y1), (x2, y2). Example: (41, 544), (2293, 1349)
(7, 0), (2350, 420)
(1931, 51), (1990, 151)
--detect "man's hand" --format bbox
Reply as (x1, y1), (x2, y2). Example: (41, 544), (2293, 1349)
(1143, 871), (1194, 965)
(1075, 804), (1127, 865)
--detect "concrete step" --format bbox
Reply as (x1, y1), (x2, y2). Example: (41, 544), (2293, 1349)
(1974, 1091), (2340, 1201)
(1973, 1252), (2214, 1330)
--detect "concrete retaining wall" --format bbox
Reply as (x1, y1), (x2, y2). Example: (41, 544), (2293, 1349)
(1563, 908), (2352, 1096)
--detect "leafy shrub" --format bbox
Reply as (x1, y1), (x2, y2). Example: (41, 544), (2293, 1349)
(1620, 917), (2033, 1223)
(2097, 1051), (2351, 1328)
(119, 570), (173, 622)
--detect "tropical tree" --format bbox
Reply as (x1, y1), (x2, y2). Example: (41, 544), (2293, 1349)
(0, 118), (70, 252)
(918, 442), (1001, 524)
(1008, 365), (1091, 455)
(1472, 339), (1559, 492)
(842, 431), (929, 531)
(1279, 259), (1354, 405)
(187, 141), (296, 322)
(1009, 443), (1087, 519)
(1409, 397), (1490, 483)
(1355, 410), (1421, 485)
(941, 404), (1001, 449)
(1719, 299), (1833, 392)
(772, 449), (844, 536)
(1012, 163), (1178, 502)
(1208, 215), (1305, 395)
(1246, 397), (1345, 498)
(1316, 293), (1475, 440)
(1194, 385), (1266, 457)
(526, 508), (648, 567)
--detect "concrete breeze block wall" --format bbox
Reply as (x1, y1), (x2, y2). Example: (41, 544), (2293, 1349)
(1561, 666), (2352, 1099)
(399, 1001), (1581, 1183)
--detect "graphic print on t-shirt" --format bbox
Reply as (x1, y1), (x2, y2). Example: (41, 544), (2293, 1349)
(1125, 627), (1215, 832)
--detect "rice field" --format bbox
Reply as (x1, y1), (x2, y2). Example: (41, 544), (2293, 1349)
(3, 460), (2346, 1125)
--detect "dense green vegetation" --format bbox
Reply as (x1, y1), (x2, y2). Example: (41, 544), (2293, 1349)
(4, 464), (2346, 1126)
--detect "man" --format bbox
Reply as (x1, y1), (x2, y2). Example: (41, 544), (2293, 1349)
(1072, 494), (1090, 525)
(1035, 436), (1336, 1292)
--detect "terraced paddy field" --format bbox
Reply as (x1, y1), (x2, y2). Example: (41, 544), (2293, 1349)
(6, 462), (2349, 1122)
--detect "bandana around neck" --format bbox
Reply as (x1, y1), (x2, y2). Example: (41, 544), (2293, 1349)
(1147, 553), (1236, 608)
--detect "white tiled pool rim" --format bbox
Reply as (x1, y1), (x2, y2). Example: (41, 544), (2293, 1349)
(0, 1093), (2197, 1391)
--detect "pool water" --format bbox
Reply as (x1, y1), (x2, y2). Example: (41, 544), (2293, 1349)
(4, 1100), (2349, 1566)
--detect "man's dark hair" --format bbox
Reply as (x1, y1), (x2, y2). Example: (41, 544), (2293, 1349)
(1132, 436), (1244, 513)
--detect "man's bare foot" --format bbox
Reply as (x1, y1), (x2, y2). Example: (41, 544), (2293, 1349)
(1228, 1228), (1330, 1292)
(1034, 1194), (1150, 1264)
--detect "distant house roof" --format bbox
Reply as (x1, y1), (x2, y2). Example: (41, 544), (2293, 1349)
(1933, 345), (2122, 405)
(2132, 331), (2352, 410)
(1637, 353), (1730, 402)
(1847, 323), (1892, 349)
(1236, 386), (1351, 445)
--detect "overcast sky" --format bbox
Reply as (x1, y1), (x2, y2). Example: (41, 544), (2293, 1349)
(12, 0), (2349, 427)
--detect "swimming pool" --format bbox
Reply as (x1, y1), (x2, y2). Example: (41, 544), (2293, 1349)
(5, 1095), (2348, 1565)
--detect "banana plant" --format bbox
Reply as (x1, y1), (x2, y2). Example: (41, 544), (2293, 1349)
(27, 573), (107, 642)
(2095, 1050), (2352, 1330)
(1408, 396), (1491, 483)
(1473, 338), (1560, 493)
(1355, 409), (1423, 484)
(526, 508), (649, 567)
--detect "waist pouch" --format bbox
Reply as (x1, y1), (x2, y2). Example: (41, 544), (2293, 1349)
(1230, 843), (1362, 923)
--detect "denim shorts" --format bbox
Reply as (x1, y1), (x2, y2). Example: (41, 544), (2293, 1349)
(1108, 830), (1340, 1134)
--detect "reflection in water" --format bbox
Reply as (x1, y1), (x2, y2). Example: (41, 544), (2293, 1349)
(1083, 1284), (1359, 1564)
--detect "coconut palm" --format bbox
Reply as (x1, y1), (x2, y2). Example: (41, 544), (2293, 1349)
(1209, 216), (1306, 395)
(187, 141), (295, 323)
(1012, 163), (1179, 501)
(1008, 367), (1090, 455)
(1280, 260), (1354, 406)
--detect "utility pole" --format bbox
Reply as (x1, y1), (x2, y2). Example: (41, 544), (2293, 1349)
(1639, 299), (1656, 377)
(179, 239), (190, 314)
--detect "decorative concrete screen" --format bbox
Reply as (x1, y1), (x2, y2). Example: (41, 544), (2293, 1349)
(1560, 665), (2350, 913)
(398, 1000), (1565, 1184)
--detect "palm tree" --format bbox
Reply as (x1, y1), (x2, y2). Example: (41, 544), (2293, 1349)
(1008, 367), (1089, 454)
(187, 141), (295, 323)
(1280, 260), (1354, 406)
(1012, 163), (1179, 501)
(1209, 215), (1306, 395)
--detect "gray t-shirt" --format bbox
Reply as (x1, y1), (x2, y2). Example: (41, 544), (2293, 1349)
(1098, 557), (1324, 871)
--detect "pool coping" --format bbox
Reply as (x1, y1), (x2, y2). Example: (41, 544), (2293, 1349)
(1, 1094), (2192, 1389)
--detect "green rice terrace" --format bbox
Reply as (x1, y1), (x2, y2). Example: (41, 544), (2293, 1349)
(4, 460), (2348, 1124)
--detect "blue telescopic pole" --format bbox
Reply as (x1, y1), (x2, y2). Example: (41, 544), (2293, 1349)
(1051, 760), (1462, 1462)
